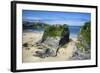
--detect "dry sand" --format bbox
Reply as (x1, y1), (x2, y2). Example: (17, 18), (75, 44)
(22, 32), (77, 63)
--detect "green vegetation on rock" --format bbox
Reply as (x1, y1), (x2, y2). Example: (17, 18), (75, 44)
(41, 24), (69, 43)
(77, 21), (91, 52)
(80, 22), (91, 44)
(42, 25), (63, 39)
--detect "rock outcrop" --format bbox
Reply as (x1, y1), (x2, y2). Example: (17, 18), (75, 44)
(78, 22), (91, 52)
(70, 22), (91, 60)
(33, 24), (70, 58)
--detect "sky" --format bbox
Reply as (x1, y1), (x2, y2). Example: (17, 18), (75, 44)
(22, 10), (91, 26)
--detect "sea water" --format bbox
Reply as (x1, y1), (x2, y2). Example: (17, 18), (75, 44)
(69, 26), (81, 39)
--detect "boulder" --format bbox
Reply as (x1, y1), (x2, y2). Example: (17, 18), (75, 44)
(33, 48), (55, 58)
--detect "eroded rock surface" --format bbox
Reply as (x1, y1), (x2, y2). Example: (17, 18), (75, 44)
(33, 24), (70, 58)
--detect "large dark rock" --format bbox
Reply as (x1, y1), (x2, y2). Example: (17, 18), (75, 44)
(59, 24), (70, 46)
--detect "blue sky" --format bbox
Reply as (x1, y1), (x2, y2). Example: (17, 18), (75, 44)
(22, 10), (91, 26)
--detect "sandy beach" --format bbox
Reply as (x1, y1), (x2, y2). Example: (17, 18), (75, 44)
(22, 31), (77, 63)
